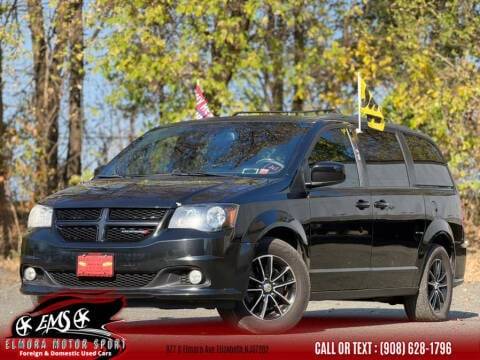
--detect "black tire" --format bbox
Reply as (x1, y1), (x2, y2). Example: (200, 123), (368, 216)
(217, 238), (310, 334)
(404, 245), (453, 321)
(217, 307), (237, 328)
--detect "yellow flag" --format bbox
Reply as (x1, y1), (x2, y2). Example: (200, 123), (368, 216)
(358, 73), (385, 131)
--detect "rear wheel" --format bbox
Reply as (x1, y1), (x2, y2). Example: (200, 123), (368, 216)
(404, 245), (453, 321)
(218, 238), (310, 333)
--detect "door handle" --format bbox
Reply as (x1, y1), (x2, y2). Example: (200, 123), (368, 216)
(374, 200), (390, 210)
(355, 199), (371, 210)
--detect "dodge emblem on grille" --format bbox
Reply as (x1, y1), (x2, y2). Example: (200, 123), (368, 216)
(120, 229), (152, 235)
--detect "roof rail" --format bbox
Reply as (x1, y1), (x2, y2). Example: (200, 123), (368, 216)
(232, 109), (340, 116)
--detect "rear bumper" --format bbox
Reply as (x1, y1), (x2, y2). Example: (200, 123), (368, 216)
(454, 238), (467, 286)
(453, 278), (464, 287)
(20, 228), (255, 308)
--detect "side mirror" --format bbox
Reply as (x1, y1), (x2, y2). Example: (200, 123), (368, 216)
(93, 165), (105, 177)
(306, 161), (345, 188)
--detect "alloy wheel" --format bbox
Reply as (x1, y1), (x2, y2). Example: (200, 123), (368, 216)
(427, 258), (449, 312)
(243, 255), (296, 320)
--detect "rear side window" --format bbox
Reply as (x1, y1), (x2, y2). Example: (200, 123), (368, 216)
(404, 134), (454, 187)
(308, 128), (359, 187)
(358, 130), (409, 187)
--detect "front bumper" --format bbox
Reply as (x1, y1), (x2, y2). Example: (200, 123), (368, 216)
(20, 228), (255, 308)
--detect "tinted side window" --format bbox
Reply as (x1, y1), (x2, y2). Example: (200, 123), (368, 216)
(358, 129), (409, 187)
(404, 134), (453, 187)
(309, 128), (359, 187)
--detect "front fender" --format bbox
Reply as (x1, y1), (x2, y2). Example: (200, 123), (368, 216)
(241, 209), (308, 245)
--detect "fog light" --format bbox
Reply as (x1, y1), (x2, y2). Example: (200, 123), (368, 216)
(188, 270), (203, 285)
(24, 267), (37, 281)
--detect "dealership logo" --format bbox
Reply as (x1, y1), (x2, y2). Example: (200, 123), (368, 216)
(14, 307), (90, 337)
(15, 316), (32, 337)
(7, 296), (126, 359)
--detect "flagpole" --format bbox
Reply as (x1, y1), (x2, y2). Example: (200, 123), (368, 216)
(356, 72), (362, 134)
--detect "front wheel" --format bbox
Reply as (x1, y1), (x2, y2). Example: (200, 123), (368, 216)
(404, 245), (453, 321)
(218, 238), (310, 334)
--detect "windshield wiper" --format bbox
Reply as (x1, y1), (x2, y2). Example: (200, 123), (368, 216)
(97, 174), (123, 178)
(98, 171), (229, 178)
(170, 170), (226, 177)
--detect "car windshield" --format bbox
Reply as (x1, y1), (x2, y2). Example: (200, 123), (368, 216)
(99, 121), (312, 178)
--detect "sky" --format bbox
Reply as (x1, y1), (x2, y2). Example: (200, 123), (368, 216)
(4, 1), (153, 184)
(3, 0), (146, 199)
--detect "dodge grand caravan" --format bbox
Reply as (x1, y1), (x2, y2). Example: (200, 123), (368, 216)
(21, 113), (466, 333)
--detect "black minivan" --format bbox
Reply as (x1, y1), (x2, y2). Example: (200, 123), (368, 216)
(21, 113), (466, 333)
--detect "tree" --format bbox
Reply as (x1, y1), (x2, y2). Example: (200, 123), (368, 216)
(0, 0), (21, 256)
(264, 4), (287, 110)
(199, 0), (252, 113)
(95, 0), (256, 123)
(291, 3), (305, 111)
(95, 0), (343, 119)
(346, 0), (480, 176)
(64, 0), (85, 185)
(27, 0), (70, 200)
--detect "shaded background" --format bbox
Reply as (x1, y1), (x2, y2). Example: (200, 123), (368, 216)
(0, 0), (479, 278)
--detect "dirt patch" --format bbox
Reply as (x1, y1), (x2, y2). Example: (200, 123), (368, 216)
(465, 247), (480, 282)
(0, 258), (19, 287)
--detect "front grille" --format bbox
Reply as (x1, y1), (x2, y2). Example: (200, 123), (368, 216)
(57, 226), (97, 242)
(180, 274), (191, 285)
(109, 208), (168, 221)
(54, 207), (169, 243)
(49, 272), (156, 288)
(56, 208), (101, 221)
(106, 226), (156, 242)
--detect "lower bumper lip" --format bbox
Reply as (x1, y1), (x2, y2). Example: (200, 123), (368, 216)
(21, 283), (243, 300)
(20, 228), (255, 305)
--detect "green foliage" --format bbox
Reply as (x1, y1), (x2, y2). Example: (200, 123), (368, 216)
(97, 0), (480, 184)
(363, 0), (480, 180)
(95, 0), (256, 124)
(68, 169), (94, 186)
(93, 0), (344, 122)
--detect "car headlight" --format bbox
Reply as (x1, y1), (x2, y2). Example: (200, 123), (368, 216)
(27, 205), (53, 228)
(168, 204), (239, 232)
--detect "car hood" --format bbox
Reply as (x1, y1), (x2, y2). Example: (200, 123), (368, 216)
(42, 176), (276, 208)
